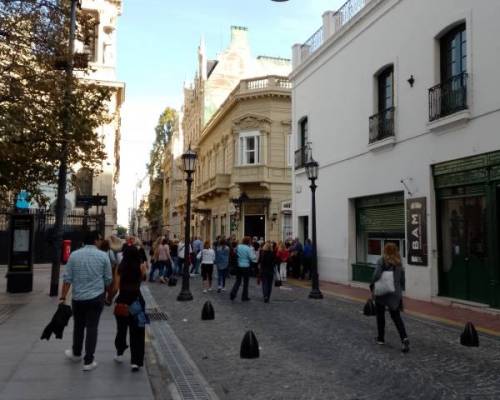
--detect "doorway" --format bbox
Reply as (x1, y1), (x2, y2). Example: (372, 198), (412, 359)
(439, 195), (489, 304)
(244, 215), (265, 240)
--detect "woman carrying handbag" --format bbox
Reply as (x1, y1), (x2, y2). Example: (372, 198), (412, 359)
(370, 242), (409, 353)
(113, 245), (148, 371)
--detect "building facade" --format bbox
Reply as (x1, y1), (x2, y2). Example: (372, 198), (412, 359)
(42, 0), (125, 237)
(173, 26), (291, 239)
(193, 76), (292, 242)
(291, 0), (500, 308)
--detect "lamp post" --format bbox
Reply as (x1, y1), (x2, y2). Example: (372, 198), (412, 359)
(305, 157), (323, 299)
(177, 146), (197, 301)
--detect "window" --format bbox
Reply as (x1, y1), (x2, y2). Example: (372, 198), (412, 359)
(282, 213), (292, 241)
(239, 131), (260, 165)
(369, 65), (395, 143)
(429, 23), (468, 121)
(377, 66), (394, 112)
(299, 117), (308, 148)
(82, 12), (99, 63)
(441, 23), (466, 81)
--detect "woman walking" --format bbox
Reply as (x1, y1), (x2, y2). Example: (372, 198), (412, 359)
(230, 237), (257, 302)
(258, 241), (275, 303)
(370, 242), (409, 353)
(155, 239), (173, 284)
(276, 241), (289, 282)
(198, 241), (215, 293)
(215, 239), (230, 292)
(113, 245), (148, 371)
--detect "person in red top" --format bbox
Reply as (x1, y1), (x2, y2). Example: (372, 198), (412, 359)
(276, 241), (289, 282)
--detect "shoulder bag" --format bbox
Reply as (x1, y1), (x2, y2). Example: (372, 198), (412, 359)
(374, 269), (395, 296)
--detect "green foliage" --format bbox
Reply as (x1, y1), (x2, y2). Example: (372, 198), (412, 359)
(0, 0), (112, 206)
(145, 107), (177, 231)
(116, 225), (127, 237)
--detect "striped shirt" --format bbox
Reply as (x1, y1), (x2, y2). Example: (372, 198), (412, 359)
(63, 245), (112, 301)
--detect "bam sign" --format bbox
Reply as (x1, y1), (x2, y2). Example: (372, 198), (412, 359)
(406, 197), (428, 266)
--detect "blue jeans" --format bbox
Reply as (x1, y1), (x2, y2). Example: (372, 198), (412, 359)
(217, 268), (228, 288)
(149, 261), (167, 281)
(171, 257), (179, 275)
(190, 255), (200, 274)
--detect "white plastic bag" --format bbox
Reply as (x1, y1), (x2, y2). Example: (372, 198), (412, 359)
(374, 270), (395, 296)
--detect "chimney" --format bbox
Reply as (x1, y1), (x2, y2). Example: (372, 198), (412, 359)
(230, 26), (249, 47)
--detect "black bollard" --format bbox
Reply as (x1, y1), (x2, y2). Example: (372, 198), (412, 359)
(201, 301), (215, 320)
(240, 330), (259, 359)
(460, 322), (479, 347)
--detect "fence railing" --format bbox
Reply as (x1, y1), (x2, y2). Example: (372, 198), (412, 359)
(428, 72), (468, 122)
(369, 107), (395, 144)
(300, 0), (368, 62)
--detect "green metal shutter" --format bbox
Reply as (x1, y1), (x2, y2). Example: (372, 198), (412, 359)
(358, 204), (405, 233)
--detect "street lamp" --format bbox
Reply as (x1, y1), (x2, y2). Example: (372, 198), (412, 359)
(177, 146), (197, 301)
(305, 157), (323, 299)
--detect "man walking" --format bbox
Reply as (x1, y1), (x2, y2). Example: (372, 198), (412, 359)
(191, 236), (203, 275)
(60, 231), (112, 371)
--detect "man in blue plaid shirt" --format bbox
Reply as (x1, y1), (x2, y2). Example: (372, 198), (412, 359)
(60, 231), (112, 371)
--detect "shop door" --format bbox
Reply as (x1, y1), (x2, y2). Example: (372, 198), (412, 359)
(244, 215), (265, 240)
(439, 196), (489, 304)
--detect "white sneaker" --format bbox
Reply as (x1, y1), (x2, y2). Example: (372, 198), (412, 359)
(114, 355), (124, 363)
(82, 361), (98, 371)
(64, 349), (82, 362)
(207, 287), (213, 292)
(131, 364), (140, 372)
(202, 289), (207, 293)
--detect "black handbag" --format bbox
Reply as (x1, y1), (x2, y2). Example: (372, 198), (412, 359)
(363, 298), (377, 316)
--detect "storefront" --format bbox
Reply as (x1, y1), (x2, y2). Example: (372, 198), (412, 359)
(352, 192), (406, 282)
(434, 151), (500, 308)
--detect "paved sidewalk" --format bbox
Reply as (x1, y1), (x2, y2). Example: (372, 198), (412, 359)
(0, 265), (155, 400)
(149, 275), (500, 400)
(290, 279), (500, 336)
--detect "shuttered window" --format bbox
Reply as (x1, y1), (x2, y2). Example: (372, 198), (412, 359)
(357, 204), (405, 233)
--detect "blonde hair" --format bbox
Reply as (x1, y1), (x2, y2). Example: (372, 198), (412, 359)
(262, 241), (272, 251)
(383, 242), (401, 266)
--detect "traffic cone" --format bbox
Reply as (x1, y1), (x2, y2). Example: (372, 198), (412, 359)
(201, 301), (214, 320)
(240, 330), (259, 359)
(460, 322), (479, 347)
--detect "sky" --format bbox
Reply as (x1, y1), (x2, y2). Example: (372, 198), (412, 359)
(116, 0), (345, 227)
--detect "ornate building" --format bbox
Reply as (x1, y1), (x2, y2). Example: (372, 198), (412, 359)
(169, 26), (293, 242)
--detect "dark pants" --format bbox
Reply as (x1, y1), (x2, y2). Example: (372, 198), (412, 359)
(261, 272), (273, 301)
(217, 268), (227, 288)
(375, 302), (408, 341)
(72, 294), (105, 364)
(301, 257), (312, 279)
(230, 267), (250, 300)
(149, 261), (165, 281)
(114, 314), (145, 367)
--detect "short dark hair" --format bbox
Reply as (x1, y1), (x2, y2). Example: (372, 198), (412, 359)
(83, 231), (100, 245)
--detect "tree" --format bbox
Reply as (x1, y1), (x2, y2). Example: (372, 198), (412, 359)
(116, 225), (127, 238)
(0, 0), (112, 207)
(145, 107), (177, 235)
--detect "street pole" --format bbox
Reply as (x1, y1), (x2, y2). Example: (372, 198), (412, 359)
(49, 0), (78, 297)
(177, 172), (193, 301)
(309, 178), (323, 299)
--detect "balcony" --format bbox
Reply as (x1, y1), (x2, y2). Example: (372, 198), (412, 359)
(369, 107), (395, 144)
(195, 173), (231, 199)
(429, 72), (468, 122)
(294, 147), (308, 169)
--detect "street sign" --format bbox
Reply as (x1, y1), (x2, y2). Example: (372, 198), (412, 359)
(76, 195), (108, 208)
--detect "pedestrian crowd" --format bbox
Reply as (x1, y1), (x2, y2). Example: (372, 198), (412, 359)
(55, 231), (409, 374)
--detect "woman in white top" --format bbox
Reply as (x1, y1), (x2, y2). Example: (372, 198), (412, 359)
(197, 240), (215, 292)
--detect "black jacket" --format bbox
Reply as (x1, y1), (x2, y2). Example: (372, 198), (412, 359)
(41, 304), (72, 340)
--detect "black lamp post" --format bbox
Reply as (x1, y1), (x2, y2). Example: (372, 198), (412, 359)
(305, 157), (323, 299)
(177, 146), (197, 301)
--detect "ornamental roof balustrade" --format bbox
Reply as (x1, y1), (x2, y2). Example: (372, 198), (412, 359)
(295, 0), (370, 67)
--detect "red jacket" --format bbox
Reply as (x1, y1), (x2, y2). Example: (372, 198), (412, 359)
(276, 249), (289, 263)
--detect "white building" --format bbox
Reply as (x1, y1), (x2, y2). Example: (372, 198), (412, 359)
(291, 0), (500, 309)
(42, 0), (125, 236)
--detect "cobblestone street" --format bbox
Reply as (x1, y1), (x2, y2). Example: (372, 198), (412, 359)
(148, 276), (500, 400)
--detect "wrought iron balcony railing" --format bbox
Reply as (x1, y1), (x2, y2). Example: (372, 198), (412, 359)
(429, 72), (468, 122)
(369, 107), (395, 144)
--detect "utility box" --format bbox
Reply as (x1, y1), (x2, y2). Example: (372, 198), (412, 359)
(6, 213), (34, 293)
